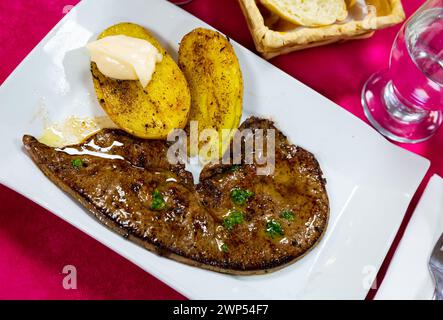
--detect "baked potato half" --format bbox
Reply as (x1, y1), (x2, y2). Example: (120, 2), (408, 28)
(178, 28), (243, 160)
(91, 23), (191, 139)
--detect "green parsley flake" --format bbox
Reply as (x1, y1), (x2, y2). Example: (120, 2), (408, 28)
(266, 220), (284, 238)
(71, 158), (83, 169)
(221, 243), (229, 253)
(230, 188), (254, 206)
(223, 210), (244, 231)
(150, 189), (166, 211)
(281, 210), (295, 221)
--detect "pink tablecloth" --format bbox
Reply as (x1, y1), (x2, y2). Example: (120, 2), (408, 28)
(0, 0), (436, 299)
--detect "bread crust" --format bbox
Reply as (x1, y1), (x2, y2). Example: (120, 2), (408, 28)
(238, 0), (405, 58)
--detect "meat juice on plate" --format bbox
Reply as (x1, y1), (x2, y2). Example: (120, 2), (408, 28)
(390, 7), (443, 111)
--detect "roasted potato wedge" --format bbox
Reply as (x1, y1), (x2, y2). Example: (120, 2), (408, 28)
(91, 23), (191, 139)
(178, 28), (243, 160)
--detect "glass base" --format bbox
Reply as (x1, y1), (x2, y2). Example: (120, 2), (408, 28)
(362, 70), (443, 143)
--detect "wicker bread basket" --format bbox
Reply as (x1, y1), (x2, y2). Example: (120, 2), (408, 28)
(238, 0), (405, 59)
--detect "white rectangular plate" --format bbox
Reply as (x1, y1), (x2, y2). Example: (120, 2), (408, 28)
(0, 0), (430, 299)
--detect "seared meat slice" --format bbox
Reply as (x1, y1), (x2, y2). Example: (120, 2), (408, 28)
(23, 118), (329, 274)
(198, 118), (329, 271)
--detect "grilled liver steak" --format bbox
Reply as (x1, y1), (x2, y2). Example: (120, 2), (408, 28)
(23, 118), (329, 274)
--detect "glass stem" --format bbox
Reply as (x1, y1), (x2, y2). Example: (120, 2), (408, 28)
(383, 81), (429, 123)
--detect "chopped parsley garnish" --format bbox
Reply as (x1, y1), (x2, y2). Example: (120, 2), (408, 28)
(150, 189), (166, 211)
(230, 188), (254, 206)
(221, 243), (229, 253)
(281, 210), (295, 221)
(71, 158), (83, 169)
(223, 210), (244, 231)
(230, 164), (241, 172)
(266, 220), (284, 238)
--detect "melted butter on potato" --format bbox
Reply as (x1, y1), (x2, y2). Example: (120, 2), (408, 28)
(90, 23), (191, 139)
(87, 35), (163, 88)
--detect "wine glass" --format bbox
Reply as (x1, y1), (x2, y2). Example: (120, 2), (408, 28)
(362, 0), (443, 143)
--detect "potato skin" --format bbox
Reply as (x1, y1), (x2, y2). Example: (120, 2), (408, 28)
(91, 23), (191, 139)
(178, 28), (243, 158)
